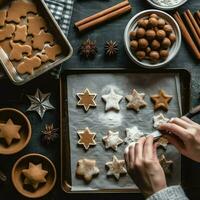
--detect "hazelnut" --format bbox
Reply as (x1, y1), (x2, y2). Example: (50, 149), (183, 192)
(136, 28), (146, 38)
(151, 39), (160, 50)
(168, 33), (176, 43)
(130, 31), (137, 40)
(163, 24), (173, 34)
(135, 51), (146, 60)
(146, 29), (156, 40)
(156, 30), (166, 40)
(130, 40), (138, 51)
(161, 38), (171, 49)
(150, 13), (159, 19)
(148, 17), (158, 27)
(158, 18), (166, 28)
(149, 51), (160, 61)
(160, 50), (169, 59)
(137, 19), (145, 27)
(138, 38), (149, 49)
(143, 19), (149, 28)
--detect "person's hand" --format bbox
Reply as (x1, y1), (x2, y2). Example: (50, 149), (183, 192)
(124, 136), (167, 198)
(159, 116), (200, 163)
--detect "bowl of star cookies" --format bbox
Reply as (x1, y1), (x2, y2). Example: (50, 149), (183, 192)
(0, 108), (31, 154)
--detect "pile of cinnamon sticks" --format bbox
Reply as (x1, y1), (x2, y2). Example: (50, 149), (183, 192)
(75, 1), (132, 32)
(174, 10), (200, 60)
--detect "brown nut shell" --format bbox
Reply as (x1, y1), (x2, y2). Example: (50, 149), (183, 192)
(146, 29), (156, 40)
(136, 28), (146, 38)
(151, 39), (160, 50)
(136, 51), (146, 60)
(138, 38), (149, 49)
(161, 38), (171, 49)
(149, 51), (160, 61)
(130, 40), (138, 51)
(156, 30), (166, 40)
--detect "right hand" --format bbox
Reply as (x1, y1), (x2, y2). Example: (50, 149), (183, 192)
(159, 116), (200, 163)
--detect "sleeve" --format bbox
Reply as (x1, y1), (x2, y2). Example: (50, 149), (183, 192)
(146, 185), (189, 200)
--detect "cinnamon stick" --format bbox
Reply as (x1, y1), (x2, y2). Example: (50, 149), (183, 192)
(75, 1), (129, 27)
(194, 11), (200, 27)
(174, 12), (200, 60)
(183, 11), (200, 48)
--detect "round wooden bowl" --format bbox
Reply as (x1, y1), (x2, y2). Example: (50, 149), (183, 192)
(0, 108), (32, 154)
(12, 153), (57, 198)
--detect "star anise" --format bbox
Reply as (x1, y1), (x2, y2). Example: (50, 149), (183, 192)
(105, 40), (118, 56)
(79, 39), (97, 58)
(41, 124), (59, 145)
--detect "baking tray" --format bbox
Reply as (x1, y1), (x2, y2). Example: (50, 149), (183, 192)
(60, 68), (191, 193)
(0, 0), (73, 85)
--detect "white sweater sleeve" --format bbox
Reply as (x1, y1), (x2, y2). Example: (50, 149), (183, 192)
(147, 186), (189, 200)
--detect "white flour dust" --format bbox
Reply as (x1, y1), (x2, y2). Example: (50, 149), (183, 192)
(152, 0), (182, 6)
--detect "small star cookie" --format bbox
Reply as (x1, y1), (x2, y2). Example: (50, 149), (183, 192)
(159, 154), (173, 174)
(125, 89), (147, 112)
(76, 159), (99, 182)
(153, 113), (169, 129)
(124, 126), (144, 144)
(77, 127), (96, 150)
(22, 162), (48, 190)
(103, 130), (123, 151)
(106, 155), (127, 180)
(77, 88), (97, 112)
(151, 90), (172, 111)
(102, 88), (123, 111)
(0, 119), (21, 146)
(157, 137), (169, 150)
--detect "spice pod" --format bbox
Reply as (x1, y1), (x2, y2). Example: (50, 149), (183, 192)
(0, 108), (31, 155)
(12, 153), (57, 198)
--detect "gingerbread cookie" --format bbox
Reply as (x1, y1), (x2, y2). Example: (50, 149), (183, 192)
(32, 30), (54, 50)
(77, 88), (97, 112)
(36, 53), (49, 63)
(0, 24), (15, 41)
(0, 10), (7, 26)
(7, 0), (37, 23)
(77, 127), (96, 150)
(126, 89), (147, 112)
(159, 154), (173, 174)
(0, 39), (12, 55)
(14, 25), (27, 42)
(28, 16), (47, 36)
(22, 162), (48, 190)
(76, 159), (99, 182)
(106, 155), (127, 180)
(10, 41), (32, 61)
(16, 56), (41, 74)
(42, 44), (62, 61)
(151, 90), (172, 111)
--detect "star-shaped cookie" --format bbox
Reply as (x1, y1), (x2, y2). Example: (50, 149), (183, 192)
(0, 119), (21, 146)
(157, 137), (169, 150)
(77, 127), (96, 150)
(22, 162), (48, 190)
(125, 89), (147, 112)
(153, 113), (169, 129)
(102, 88), (123, 111)
(103, 130), (123, 151)
(159, 154), (173, 174)
(27, 89), (55, 119)
(76, 159), (99, 182)
(106, 155), (127, 180)
(151, 90), (172, 111)
(124, 126), (144, 144)
(77, 88), (97, 112)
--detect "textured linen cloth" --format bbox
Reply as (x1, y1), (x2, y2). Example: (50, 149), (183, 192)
(147, 186), (189, 200)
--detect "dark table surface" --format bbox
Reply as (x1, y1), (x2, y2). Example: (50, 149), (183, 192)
(0, 0), (200, 199)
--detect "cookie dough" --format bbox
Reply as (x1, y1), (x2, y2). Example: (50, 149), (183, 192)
(153, 113), (169, 129)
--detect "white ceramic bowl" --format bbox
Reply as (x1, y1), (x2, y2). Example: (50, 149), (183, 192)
(124, 9), (181, 69)
(146, 0), (187, 11)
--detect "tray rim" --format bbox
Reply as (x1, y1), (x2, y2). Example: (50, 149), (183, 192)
(60, 68), (191, 193)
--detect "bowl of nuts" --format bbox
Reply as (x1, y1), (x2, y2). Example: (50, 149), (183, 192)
(124, 9), (181, 68)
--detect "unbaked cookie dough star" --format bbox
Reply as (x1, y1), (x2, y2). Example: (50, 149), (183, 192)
(159, 154), (173, 174)
(153, 113), (169, 129)
(102, 88), (123, 111)
(77, 127), (96, 150)
(151, 90), (172, 111)
(106, 155), (127, 180)
(22, 162), (48, 190)
(125, 89), (147, 112)
(77, 88), (97, 112)
(103, 130), (123, 151)
(0, 119), (21, 146)
(124, 126), (144, 144)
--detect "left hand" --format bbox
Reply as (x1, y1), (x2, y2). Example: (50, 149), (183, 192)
(124, 136), (167, 198)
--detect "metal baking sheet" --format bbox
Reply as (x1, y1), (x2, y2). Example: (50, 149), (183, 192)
(0, 0), (73, 85)
(60, 68), (191, 193)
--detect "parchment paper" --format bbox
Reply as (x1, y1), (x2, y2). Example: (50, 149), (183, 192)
(66, 73), (181, 191)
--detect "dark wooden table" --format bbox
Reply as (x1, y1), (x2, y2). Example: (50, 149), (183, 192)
(0, 0), (200, 199)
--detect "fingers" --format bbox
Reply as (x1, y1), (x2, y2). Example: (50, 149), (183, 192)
(181, 116), (198, 126)
(129, 143), (135, 169)
(143, 135), (154, 160)
(170, 117), (190, 129)
(153, 142), (159, 160)
(135, 137), (146, 163)
(159, 123), (188, 142)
